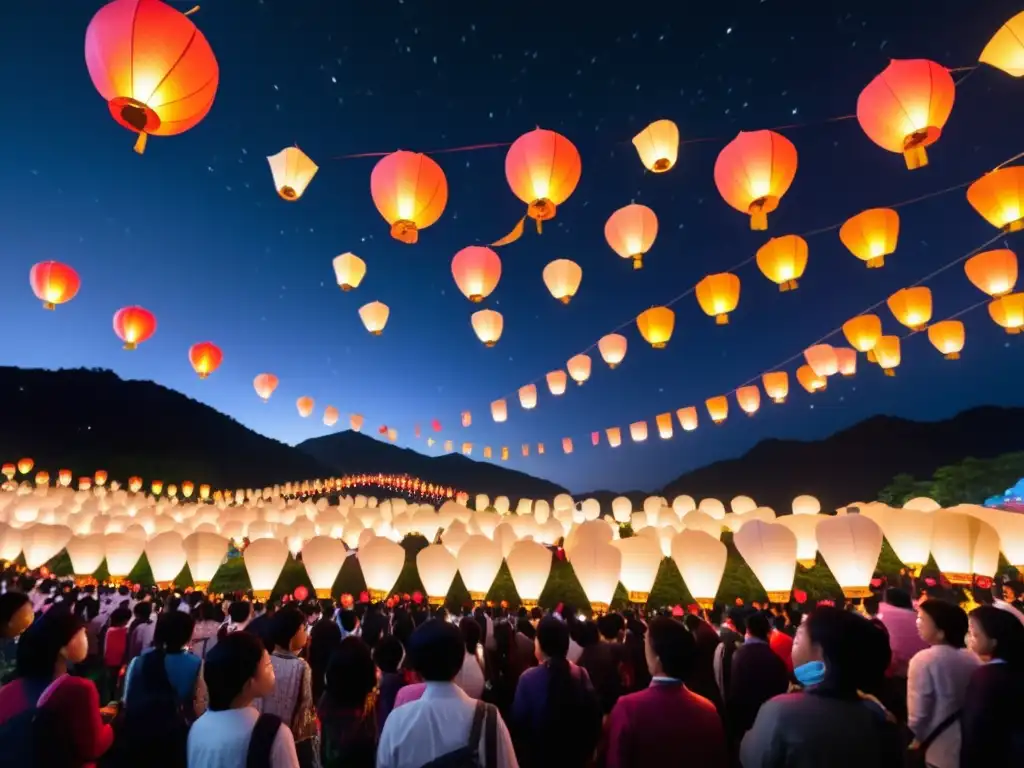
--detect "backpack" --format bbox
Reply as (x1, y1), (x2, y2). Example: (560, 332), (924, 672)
(246, 713), (284, 768)
(0, 676), (77, 768)
(421, 701), (498, 768)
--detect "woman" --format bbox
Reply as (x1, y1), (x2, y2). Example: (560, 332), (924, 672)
(960, 605), (1024, 766)
(455, 616), (486, 699)
(485, 621), (524, 718)
(907, 599), (979, 768)
(0, 591), (33, 682)
(123, 610), (205, 717)
(189, 600), (222, 661)
(317, 636), (378, 768)
(373, 635), (406, 727)
(308, 618), (342, 705)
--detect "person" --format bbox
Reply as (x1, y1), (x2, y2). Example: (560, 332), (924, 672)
(186, 630), (300, 767)
(247, 600), (277, 652)
(712, 606), (745, 701)
(877, 588), (928, 678)
(484, 621), (525, 717)
(455, 615), (486, 699)
(103, 606), (132, 700)
(378, 619), (517, 767)
(317, 636), (379, 768)
(960, 605), (1024, 766)
(578, 613), (627, 715)
(682, 612), (724, 713)
(604, 616), (727, 768)
(123, 610), (205, 716)
(126, 600), (155, 663)
(907, 599), (979, 768)
(190, 600), (223, 660)
(511, 616), (602, 768)
(374, 634), (407, 727)
(768, 614), (794, 675)
(0, 591), (33, 681)
(514, 616), (537, 668)
(308, 617), (342, 705)
(219, 600), (253, 641)
(739, 607), (904, 768)
(727, 611), (789, 745)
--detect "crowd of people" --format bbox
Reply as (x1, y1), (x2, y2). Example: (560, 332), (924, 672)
(0, 572), (1022, 767)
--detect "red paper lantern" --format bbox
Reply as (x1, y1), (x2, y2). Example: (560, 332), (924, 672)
(113, 306), (157, 350)
(29, 261), (81, 310)
(293, 585), (309, 601)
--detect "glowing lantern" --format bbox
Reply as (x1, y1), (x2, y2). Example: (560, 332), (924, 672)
(874, 336), (901, 376)
(605, 204), (659, 269)
(513, 385), (535, 410)
(267, 146), (318, 201)
(672, 530), (727, 609)
(887, 287), (933, 331)
(461, 411), (472, 427)
(67, 535), (105, 580)
(927, 320), (965, 359)
(323, 406), (340, 427)
(445, 440), (454, 453)
(94, 470), (108, 487)
(835, 347), (858, 376)
(85, 0), (219, 154)
(989, 293), (1024, 333)
(34, 471), (49, 488)
(189, 342), (223, 379)
(521, 444), (529, 457)
(606, 427), (622, 448)
(359, 301), (390, 335)
(598, 334), (628, 368)
(243, 537), (289, 600)
(17, 458), (33, 475)
(815, 515), (883, 599)
(804, 345), (839, 377)
(843, 314), (883, 357)
(736, 386), (761, 416)
(504, 128), (581, 233)
(457, 535), (503, 601)
(348, 413), (364, 432)
(370, 151), (448, 244)
(300, 536), (346, 598)
(613, 536), (662, 604)
(416, 544), (458, 605)
(29, 261), (81, 310)
(756, 235), (808, 291)
(797, 365), (826, 393)
(452, 246), (501, 303)
(965, 250), (1017, 297)
(1, 464), (14, 481)
(573, 540), (622, 613)
(562, 437), (574, 455)
(57, 469), (72, 487)
(253, 373), (279, 402)
(506, 540), (552, 609)
(676, 407), (698, 431)
(713, 130), (798, 230)
(105, 533), (144, 580)
(542, 259), (583, 303)
(776, 515), (823, 569)
(656, 413), (673, 440)
(967, 167), (1024, 232)
(332, 253), (366, 292)
(462, 443), (473, 456)
(567, 354), (592, 385)
(296, 397), (314, 418)
(181, 480), (194, 499)
(491, 399), (508, 423)
(734, 521), (798, 603)
(546, 370), (568, 395)
(860, 505), (932, 575)
(856, 60), (955, 170)
(931, 510), (1000, 584)
(145, 531), (186, 588)
(630, 421), (648, 443)
(128, 476), (142, 492)
(22, 525), (72, 570)
(113, 306), (157, 350)
(840, 208), (900, 269)
(695, 273), (741, 324)
(471, 309), (504, 346)
(980, 12), (1024, 76)
(972, 507), (1024, 573)
(762, 371), (789, 403)
(199, 484), (210, 500)
(151, 480), (164, 496)
(636, 307), (675, 348)
(705, 396), (729, 424)
(632, 119), (679, 173)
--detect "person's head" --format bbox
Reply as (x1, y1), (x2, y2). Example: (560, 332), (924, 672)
(132, 601), (152, 623)
(917, 599), (968, 648)
(228, 600), (252, 625)
(408, 619), (465, 682)
(200, 600), (221, 623)
(325, 637), (378, 709)
(862, 596), (880, 618)
(458, 616), (481, 655)
(204, 630), (274, 710)
(269, 606), (307, 652)
(338, 610), (358, 634)
(516, 617), (536, 640)
(109, 606), (132, 628)
(645, 616), (696, 680)
(968, 605), (1024, 663)
(745, 612), (771, 642)
(75, 596), (100, 623)
(373, 635), (405, 674)
(15, 609), (86, 679)
(153, 610), (195, 651)
(577, 620), (599, 648)
(597, 612), (624, 642)
(885, 587), (913, 610)
(726, 608), (747, 636)
(0, 592), (33, 639)
(801, 607), (870, 693)
(536, 616), (569, 663)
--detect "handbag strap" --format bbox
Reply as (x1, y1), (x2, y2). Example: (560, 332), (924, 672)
(468, 701), (486, 757)
(484, 704), (498, 768)
(919, 710), (961, 754)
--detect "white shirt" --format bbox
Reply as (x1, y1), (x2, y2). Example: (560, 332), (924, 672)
(186, 706), (299, 768)
(453, 650), (486, 699)
(568, 637), (583, 663)
(378, 682), (518, 768)
(907, 645), (980, 768)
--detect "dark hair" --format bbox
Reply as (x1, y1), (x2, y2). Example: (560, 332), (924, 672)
(537, 616), (569, 660)
(204, 631), (266, 711)
(805, 607), (870, 695)
(200, 601), (222, 623)
(682, 614), (702, 633)
(918, 599), (968, 648)
(727, 608), (748, 636)
(408, 620), (465, 682)
(373, 635), (405, 674)
(269, 606), (306, 650)
(516, 617), (535, 640)
(227, 600), (252, 625)
(863, 596), (880, 617)
(597, 613), (624, 641)
(15, 609), (83, 680)
(885, 588), (913, 610)
(75, 596), (100, 623)
(153, 610), (195, 651)
(970, 605), (1024, 663)
(577, 620), (599, 648)
(309, 618), (343, 703)
(131, 601), (152, 623)
(647, 616), (696, 680)
(338, 610), (358, 633)
(109, 606), (132, 628)
(325, 637), (378, 709)
(746, 612), (772, 641)
(0, 591), (30, 630)
(859, 618), (893, 699)
(459, 616), (482, 655)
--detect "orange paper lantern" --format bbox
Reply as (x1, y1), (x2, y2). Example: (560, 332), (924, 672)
(655, 413), (673, 439)
(762, 372), (789, 403)
(188, 342), (222, 379)
(736, 386), (761, 416)
(542, 259), (583, 304)
(966, 167), (1024, 232)
(297, 396), (315, 418)
(546, 371), (568, 396)
(755, 235), (807, 291)
(451, 246), (501, 303)
(636, 307), (675, 348)
(927, 320), (965, 359)
(873, 336), (901, 376)
(676, 407), (699, 431)
(842, 314), (883, 357)
(705, 396), (729, 424)
(253, 373), (279, 402)
(965, 250), (1017, 297)
(113, 306), (157, 350)
(840, 208), (900, 268)
(886, 287), (933, 331)
(567, 354), (592, 385)
(29, 262), (81, 310)
(835, 347), (858, 376)
(804, 345), (839, 377)
(606, 427), (623, 447)
(598, 334), (628, 368)
(370, 151), (448, 244)
(713, 130), (798, 230)
(980, 12), (1024, 77)
(696, 273), (741, 324)
(605, 204), (658, 269)
(797, 365), (827, 392)
(989, 293), (1024, 333)
(505, 129), (581, 232)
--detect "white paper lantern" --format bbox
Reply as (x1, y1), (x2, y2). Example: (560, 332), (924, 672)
(671, 529), (727, 608)
(417, 544), (459, 605)
(506, 540), (553, 608)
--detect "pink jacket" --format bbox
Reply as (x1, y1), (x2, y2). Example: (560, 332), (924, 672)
(877, 603), (928, 677)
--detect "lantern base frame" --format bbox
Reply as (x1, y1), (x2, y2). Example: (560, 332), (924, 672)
(314, 588), (333, 599)
(627, 591), (650, 604)
(748, 195), (779, 231)
(841, 586), (873, 599)
(797, 559), (817, 569)
(944, 572), (973, 586)
(427, 596), (445, 607)
(652, 158), (671, 172)
(468, 591), (488, 603)
(590, 601), (610, 615)
(192, 581), (211, 594)
(252, 589), (273, 600)
(369, 589), (388, 603)
(521, 599), (538, 610)
(696, 599), (715, 611)
(390, 220), (419, 244)
(527, 199), (556, 232)
(631, 254), (644, 270)
(766, 590), (791, 604)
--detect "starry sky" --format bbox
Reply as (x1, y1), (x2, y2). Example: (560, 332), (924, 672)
(3, 0), (1024, 494)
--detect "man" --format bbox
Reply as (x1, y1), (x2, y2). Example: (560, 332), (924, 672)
(728, 612), (789, 744)
(578, 613), (627, 714)
(712, 606), (746, 701)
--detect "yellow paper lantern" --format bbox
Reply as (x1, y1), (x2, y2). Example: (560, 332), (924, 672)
(840, 208), (899, 268)
(613, 536), (662, 603)
(980, 12), (1024, 76)
(632, 119), (679, 172)
(542, 259), (583, 304)
(471, 309), (504, 346)
(696, 273), (741, 324)
(927, 320), (965, 359)
(671, 530), (727, 608)
(267, 146), (318, 201)
(964, 249), (1017, 297)
(755, 235), (808, 291)
(359, 301), (390, 335)
(636, 307), (675, 348)
(887, 287), (933, 331)
(243, 537), (289, 599)
(874, 335), (901, 376)
(301, 536), (346, 598)
(567, 354), (592, 385)
(797, 365), (826, 393)
(519, 384), (537, 409)
(989, 293), (1024, 333)
(733, 521), (797, 603)
(505, 540), (553, 608)
(814, 515), (883, 599)
(676, 406), (699, 431)
(967, 167), (1024, 232)
(598, 333), (628, 368)
(145, 531), (186, 589)
(629, 421), (648, 443)
(457, 534), (503, 601)
(843, 314), (883, 357)
(359, 537), (405, 601)
(491, 399), (508, 423)
(332, 253), (366, 291)
(606, 427), (623, 448)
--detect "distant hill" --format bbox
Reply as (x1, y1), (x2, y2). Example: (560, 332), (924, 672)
(660, 406), (1024, 514)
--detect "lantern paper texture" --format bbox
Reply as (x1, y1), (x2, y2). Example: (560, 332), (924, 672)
(733, 521), (797, 602)
(417, 544), (459, 602)
(671, 530), (727, 606)
(457, 535), (503, 599)
(505, 540), (553, 603)
(814, 515), (883, 597)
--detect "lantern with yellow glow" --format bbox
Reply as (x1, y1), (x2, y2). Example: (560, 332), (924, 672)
(804, 345), (839, 378)
(518, 384), (537, 410)
(797, 365), (826, 393)
(562, 437), (573, 455)
(29, 262), (81, 310)
(332, 253), (366, 292)
(761, 372), (789, 404)
(189, 342), (223, 379)
(491, 400), (508, 423)
(965, 249), (1017, 297)
(267, 147), (318, 201)
(835, 347), (858, 376)
(605, 204), (658, 269)
(656, 413), (673, 440)
(348, 414), (364, 432)
(416, 544), (458, 605)
(33, 471), (49, 488)
(359, 302), (390, 336)
(696, 273), (741, 324)
(629, 421), (648, 443)
(756, 235), (808, 291)
(567, 354), (592, 385)
(85, 0), (219, 155)
(842, 314), (883, 358)
(887, 287), (933, 331)
(598, 334), (628, 368)
(671, 530), (727, 609)
(199, 484), (211, 501)
(676, 407), (698, 431)
(636, 307), (675, 348)
(127, 475), (142, 492)
(734, 521), (798, 603)
(57, 469), (72, 488)
(572, 540), (622, 613)
(243, 537), (289, 600)
(967, 167), (1024, 232)
(181, 481), (194, 499)
(299, 536), (345, 598)
(251, 373), (279, 402)
(151, 480), (164, 496)
(452, 246), (501, 303)
(471, 309), (504, 347)
(970, 506), (1024, 574)
(505, 540), (552, 609)
(19, 525), (71, 570)
(980, 12), (1024, 76)
(145, 531), (186, 589)
(860, 504), (932, 576)
(67, 534), (105, 583)
(988, 293), (1024, 333)
(445, 440), (455, 453)
(113, 306), (157, 350)
(457, 535), (503, 602)
(814, 515), (883, 599)
(856, 60), (955, 170)
(546, 370), (568, 395)
(542, 259), (583, 303)
(736, 386), (761, 416)
(370, 151), (448, 244)
(462, 443), (473, 456)
(874, 336), (901, 376)
(713, 130), (798, 230)
(461, 411), (472, 428)
(840, 209), (900, 268)
(705, 396), (728, 424)
(323, 406), (340, 427)
(606, 427), (623, 448)
(0, 464), (14, 481)
(632, 119), (679, 173)
(613, 536), (662, 604)
(776, 515), (822, 569)
(928, 320), (965, 359)
(931, 510), (1000, 584)
(504, 129), (581, 233)
(296, 397), (314, 418)
(104, 533), (144, 582)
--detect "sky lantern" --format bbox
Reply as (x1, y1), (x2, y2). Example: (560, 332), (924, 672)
(350, 413), (364, 432)
(762, 371), (789, 403)
(964, 249), (1017, 297)
(671, 530), (727, 609)
(988, 293), (1024, 333)
(542, 259), (583, 303)
(471, 309), (504, 346)
(966, 167), (1024, 232)
(181, 480), (194, 498)
(874, 336), (901, 375)
(243, 538), (289, 600)
(705, 396), (728, 424)
(632, 119), (679, 173)
(930, 510), (999, 585)
(267, 146), (318, 201)
(29, 261), (81, 310)
(457, 535), (503, 601)
(94, 469), (108, 487)
(491, 399), (508, 423)
(736, 386), (761, 416)
(605, 427), (622, 448)
(461, 411), (472, 427)
(755, 235), (808, 291)
(835, 347), (858, 376)
(635, 306), (675, 349)
(105, 533), (144, 581)
(253, 373), (279, 402)
(815, 515), (884, 599)
(85, 0), (219, 155)
(713, 130), (798, 230)
(505, 540), (553, 609)
(546, 370), (569, 395)
(296, 396), (315, 418)
(927, 320), (965, 359)
(840, 208), (899, 269)
(323, 406), (339, 427)
(676, 406), (698, 431)
(980, 12), (1024, 76)
(189, 342), (223, 379)
(629, 421), (648, 442)
(856, 60), (955, 170)
(567, 354), (592, 385)
(127, 475), (142, 492)
(451, 246), (501, 302)
(598, 333), (627, 368)
(21, 525), (72, 571)
(776, 515), (823, 569)
(652, 413), (672, 440)
(332, 253), (366, 292)
(300, 536), (346, 598)
(797, 365), (826, 393)
(519, 384), (537, 409)
(113, 306), (157, 350)
(58, 469), (72, 488)
(604, 204), (659, 269)
(804, 344), (839, 377)
(34, 471), (49, 488)
(613, 536), (662, 604)
(842, 314), (883, 358)
(67, 535), (105, 581)
(359, 301), (390, 335)
(695, 273), (741, 324)
(370, 150), (448, 244)
(562, 437), (574, 454)
(416, 544), (458, 605)
(572, 540), (622, 613)
(146, 532), (186, 589)
(734, 521), (798, 603)
(504, 128), (581, 233)
(151, 480), (164, 496)
(887, 287), (933, 331)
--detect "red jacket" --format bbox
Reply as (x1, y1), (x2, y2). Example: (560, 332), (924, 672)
(770, 629), (795, 674)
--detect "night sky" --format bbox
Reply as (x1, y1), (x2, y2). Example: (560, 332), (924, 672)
(3, 0), (1024, 494)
